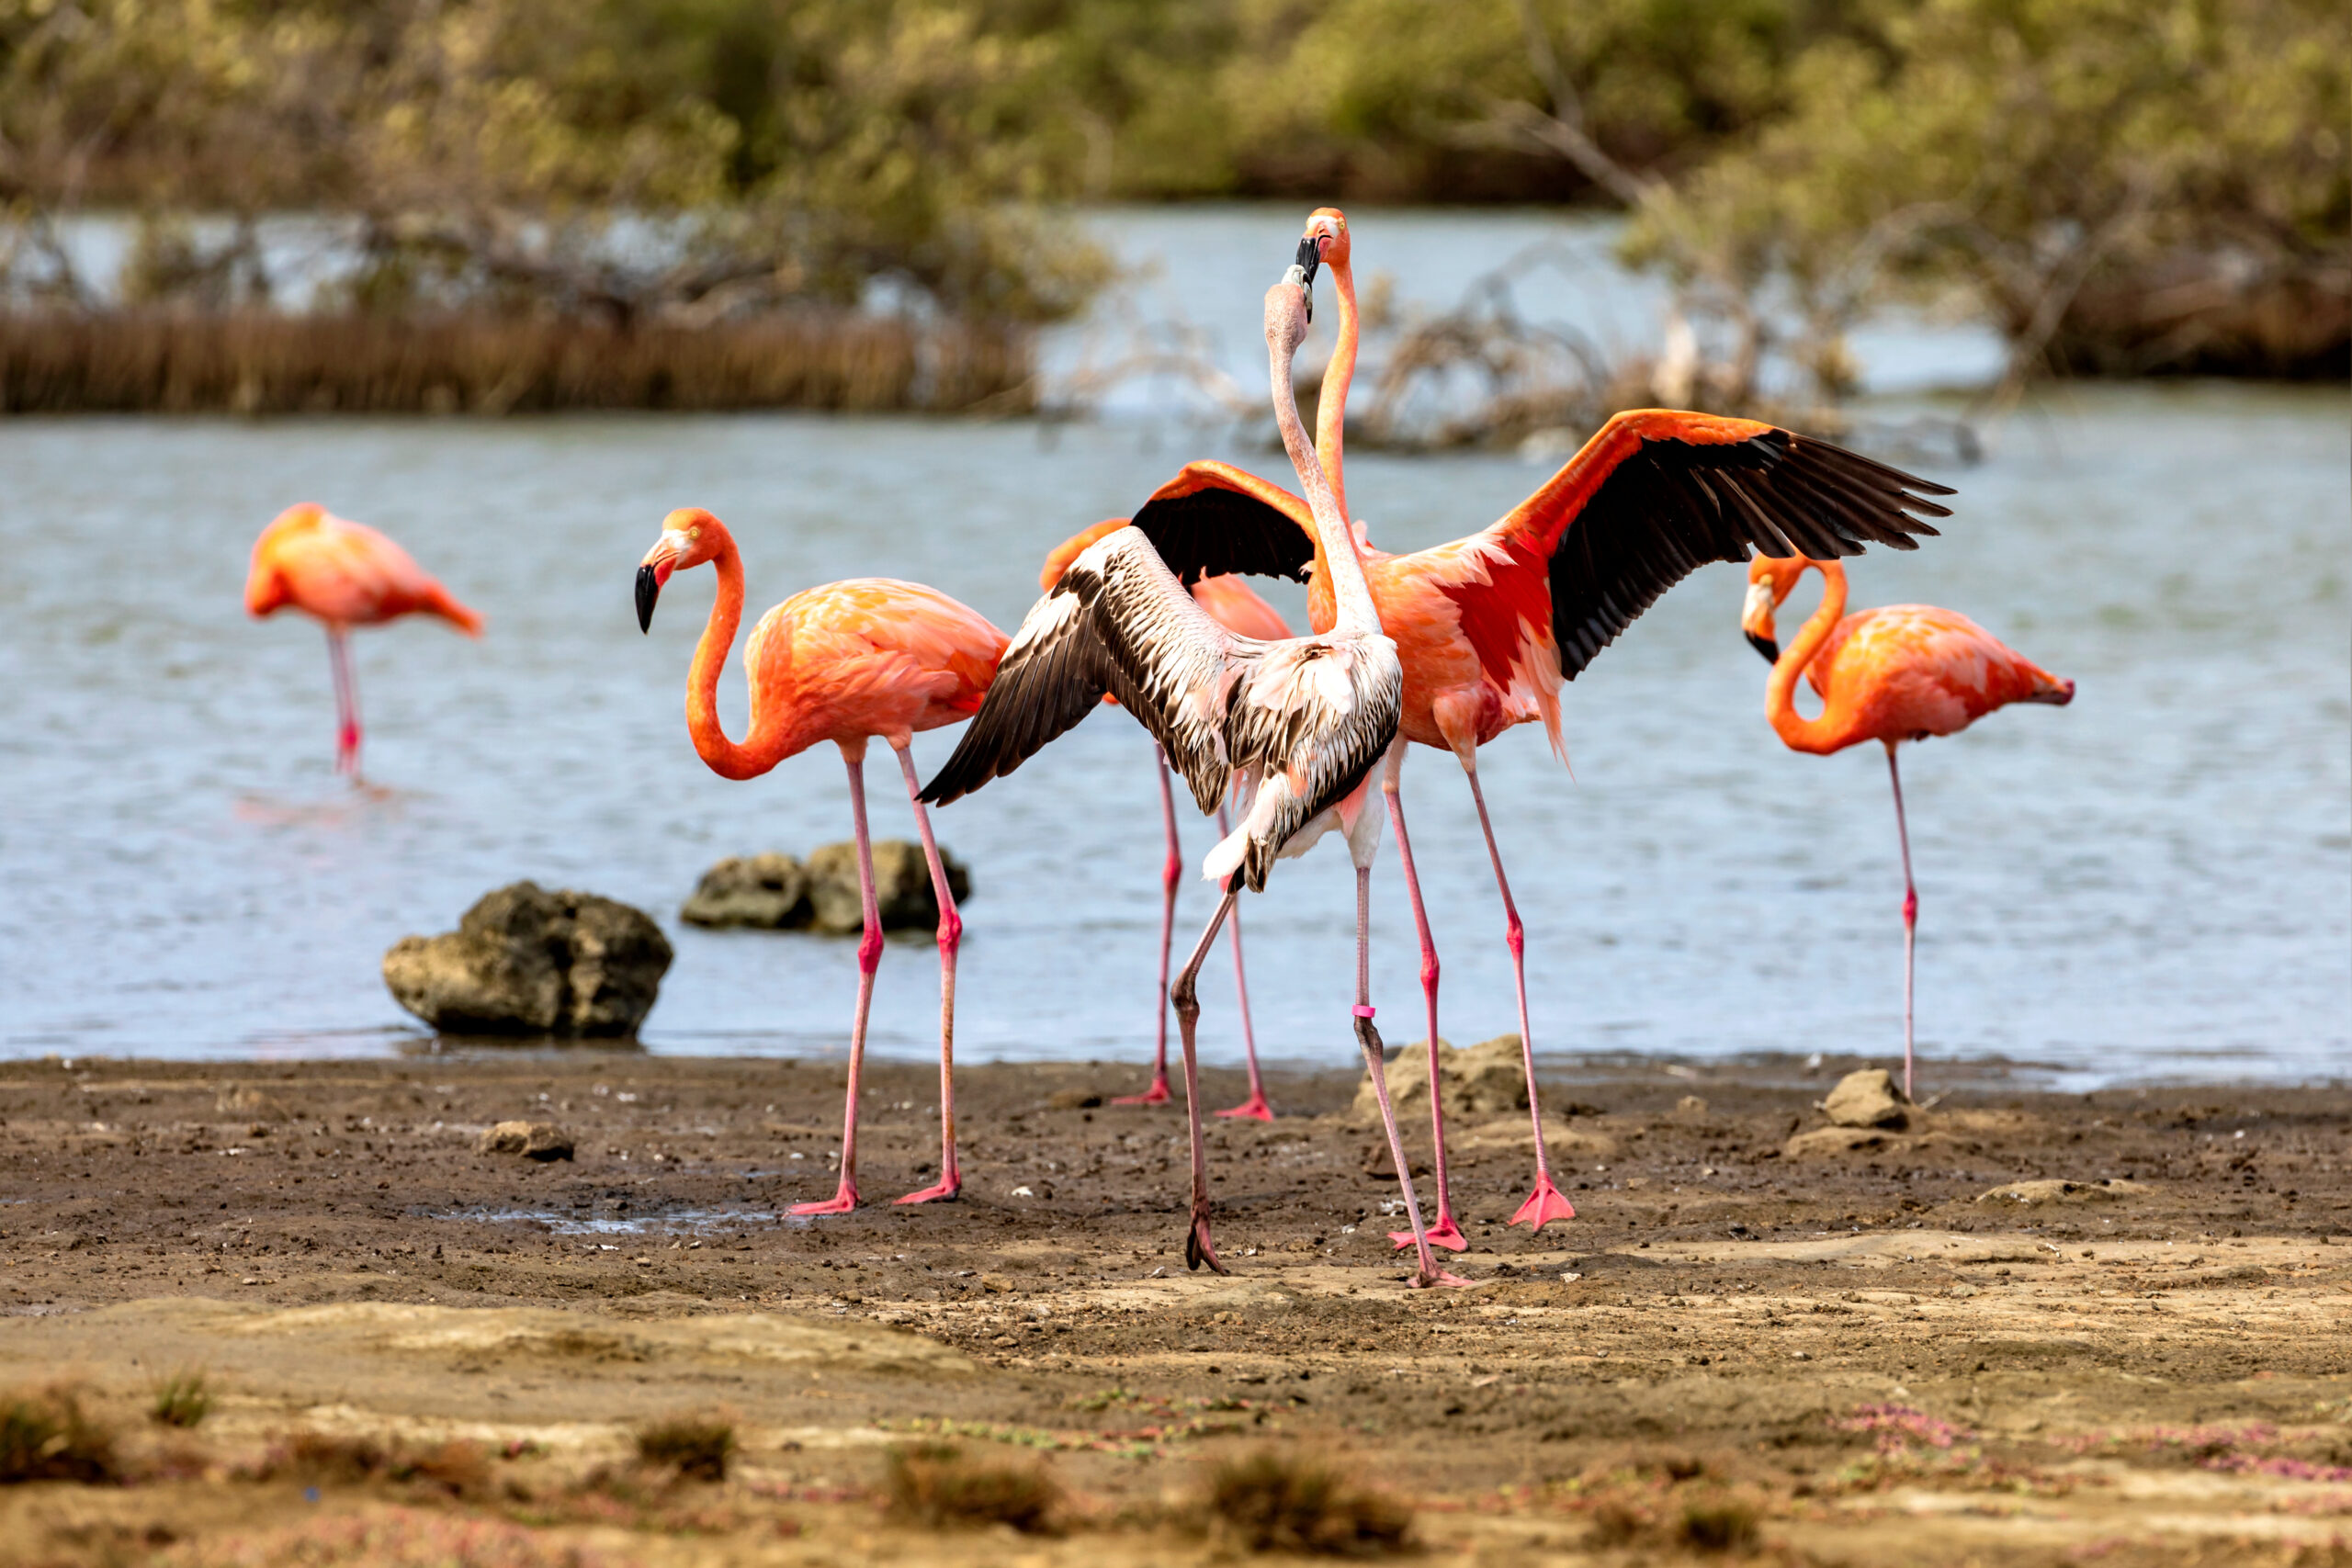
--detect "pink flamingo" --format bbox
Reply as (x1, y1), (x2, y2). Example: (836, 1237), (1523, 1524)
(1742, 553), (2073, 1096)
(636, 511), (1007, 1213)
(1125, 208), (1955, 1250)
(925, 274), (1469, 1288)
(1040, 521), (1292, 1120)
(243, 503), (482, 778)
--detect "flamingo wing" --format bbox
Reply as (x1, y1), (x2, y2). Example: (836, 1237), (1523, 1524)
(1494, 411), (1953, 681)
(1127, 462), (1317, 586)
(921, 527), (1244, 815)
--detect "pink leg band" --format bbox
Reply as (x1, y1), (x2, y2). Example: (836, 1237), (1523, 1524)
(1352, 1005), (1376, 1018)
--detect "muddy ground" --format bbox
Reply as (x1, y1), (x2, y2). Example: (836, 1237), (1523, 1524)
(0, 1051), (2346, 1566)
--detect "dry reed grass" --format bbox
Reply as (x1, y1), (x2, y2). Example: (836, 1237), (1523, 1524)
(0, 310), (1032, 415)
(885, 1442), (1062, 1534)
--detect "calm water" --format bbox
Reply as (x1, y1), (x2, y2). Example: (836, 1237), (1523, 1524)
(2, 209), (2346, 1084)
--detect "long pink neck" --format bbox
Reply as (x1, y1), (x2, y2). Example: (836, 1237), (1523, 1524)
(685, 526), (797, 780)
(1766, 558), (1850, 754)
(1314, 254), (1358, 525)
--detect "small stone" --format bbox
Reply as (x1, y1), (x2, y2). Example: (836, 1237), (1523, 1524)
(1974, 1179), (2148, 1207)
(1949, 1283), (1979, 1298)
(804, 840), (970, 935)
(1046, 1089), (1103, 1111)
(1672, 1094), (1710, 1122)
(1823, 1068), (1910, 1130)
(476, 1120), (575, 1161)
(680, 853), (811, 929)
(1784, 1125), (1895, 1159)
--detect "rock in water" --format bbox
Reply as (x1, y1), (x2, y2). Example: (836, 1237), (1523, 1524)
(1351, 1034), (1529, 1125)
(681, 853), (811, 929)
(477, 1121), (575, 1160)
(382, 882), (673, 1037)
(1822, 1067), (1911, 1130)
(803, 840), (970, 935)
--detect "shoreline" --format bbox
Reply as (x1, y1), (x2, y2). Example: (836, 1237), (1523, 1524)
(2, 1055), (2346, 1564)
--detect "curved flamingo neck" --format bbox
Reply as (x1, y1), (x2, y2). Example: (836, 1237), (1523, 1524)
(684, 525), (796, 780)
(1314, 254), (1358, 526)
(1766, 558), (1850, 753)
(1271, 299), (1377, 637)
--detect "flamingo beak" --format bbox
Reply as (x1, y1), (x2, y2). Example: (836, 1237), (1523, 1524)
(1292, 235), (1320, 321)
(636, 558), (674, 634)
(1741, 579), (1779, 663)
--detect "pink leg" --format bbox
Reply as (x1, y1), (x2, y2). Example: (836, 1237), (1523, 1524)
(1114, 754), (1181, 1107)
(893, 743), (962, 1205)
(1886, 741), (1919, 1100)
(1382, 745), (1465, 1251)
(1463, 761), (1575, 1234)
(1354, 863), (1472, 1290)
(1212, 799), (1274, 1122)
(1170, 887), (1242, 1272)
(326, 626), (363, 780)
(791, 752), (879, 1217)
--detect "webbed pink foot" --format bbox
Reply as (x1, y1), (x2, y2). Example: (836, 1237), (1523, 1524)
(789, 1183), (858, 1217)
(1509, 1176), (1576, 1232)
(1392, 1215), (1468, 1252)
(1214, 1093), (1274, 1122)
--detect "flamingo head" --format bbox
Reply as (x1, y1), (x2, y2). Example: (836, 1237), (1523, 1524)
(244, 502), (330, 618)
(1742, 552), (1815, 664)
(1291, 208), (1348, 321)
(637, 506), (723, 632)
(1268, 272), (1310, 358)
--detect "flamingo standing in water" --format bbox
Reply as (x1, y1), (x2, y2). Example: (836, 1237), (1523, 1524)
(1124, 209), (1957, 1249)
(635, 511), (1007, 1213)
(243, 504), (482, 779)
(925, 274), (1468, 1289)
(1040, 521), (1292, 1120)
(1742, 553), (2073, 1096)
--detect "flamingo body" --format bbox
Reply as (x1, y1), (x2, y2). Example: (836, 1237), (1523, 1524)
(245, 503), (481, 778)
(639, 510), (1007, 1213)
(1744, 553), (2072, 1096)
(246, 504), (481, 634)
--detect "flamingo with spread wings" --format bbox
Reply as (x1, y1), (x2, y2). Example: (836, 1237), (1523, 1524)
(924, 274), (1466, 1288)
(1122, 208), (1957, 1249)
(1039, 521), (1292, 1120)
(1742, 553), (2073, 1096)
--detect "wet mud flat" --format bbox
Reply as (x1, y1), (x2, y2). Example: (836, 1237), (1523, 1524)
(0, 1054), (2346, 1566)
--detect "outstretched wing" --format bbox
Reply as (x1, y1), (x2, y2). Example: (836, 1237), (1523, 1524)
(1493, 411), (1954, 682)
(920, 528), (1240, 814)
(1127, 462), (1317, 586)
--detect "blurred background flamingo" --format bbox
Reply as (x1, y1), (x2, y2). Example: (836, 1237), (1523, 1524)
(636, 506), (1006, 1213)
(1040, 519), (1292, 1121)
(1124, 209), (1956, 1249)
(243, 503), (482, 781)
(1744, 553), (2074, 1097)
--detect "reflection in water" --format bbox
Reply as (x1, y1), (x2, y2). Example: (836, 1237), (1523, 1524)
(0, 211), (2345, 1086)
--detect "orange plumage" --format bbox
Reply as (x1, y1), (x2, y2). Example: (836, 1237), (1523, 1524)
(243, 502), (481, 779)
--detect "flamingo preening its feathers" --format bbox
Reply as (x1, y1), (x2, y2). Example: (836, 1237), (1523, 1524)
(925, 270), (1472, 1288)
(635, 515), (1007, 1214)
(1036, 523), (1292, 1120)
(244, 503), (483, 780)
(1743, 553), (2073, 1097)
(1124, 208), (1960, 1251)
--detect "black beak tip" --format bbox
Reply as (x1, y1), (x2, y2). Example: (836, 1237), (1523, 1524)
(1746, 631), (1780, 665)
(635, 565), (660, 634)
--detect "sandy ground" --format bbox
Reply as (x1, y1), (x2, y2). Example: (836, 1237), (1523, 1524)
(0, 1052), (2346, 1566)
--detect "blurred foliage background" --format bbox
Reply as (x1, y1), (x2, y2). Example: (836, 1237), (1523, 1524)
(0, 0), (2343, 411)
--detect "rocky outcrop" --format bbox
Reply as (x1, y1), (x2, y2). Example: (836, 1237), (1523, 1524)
(1823, 1068), (1910, 1130)
(681, 853), (810, 929)
(1351, 1035), (1531, 1126)
(383, 882), (672, 1037)
(802, 840), (969, 935)
(476, 1121), (575, 1161)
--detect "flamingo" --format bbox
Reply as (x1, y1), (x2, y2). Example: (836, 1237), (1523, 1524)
(924, 272), (1469, 1288)
(1742, 553), (2073, 1097)
(1122, 208), (1958, 1250)
(243, 503), (482, 779)
(634, 513), (1007, 1213)
(1039, 521), (1292, 1120)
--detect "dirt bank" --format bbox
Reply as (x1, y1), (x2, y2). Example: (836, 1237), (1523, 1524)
(0, 1055), (2346, 1566)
